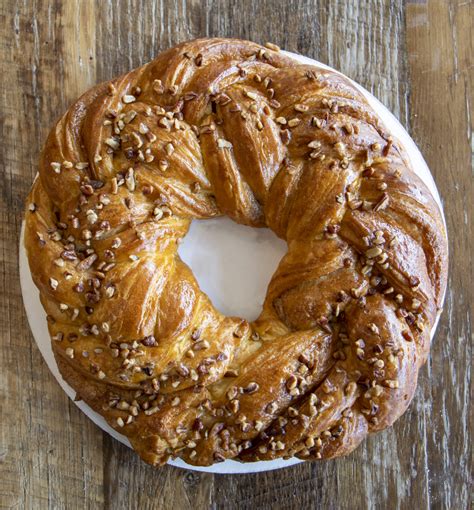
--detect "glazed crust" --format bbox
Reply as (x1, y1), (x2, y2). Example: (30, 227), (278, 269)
(24, 38), (448, 466)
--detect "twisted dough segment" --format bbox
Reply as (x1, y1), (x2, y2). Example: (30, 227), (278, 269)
(24, 38), (447, 466)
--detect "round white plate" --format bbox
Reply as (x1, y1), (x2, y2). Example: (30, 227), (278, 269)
(20, 50), (446, 474)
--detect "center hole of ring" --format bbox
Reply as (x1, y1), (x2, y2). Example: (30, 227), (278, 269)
(178, 217), (287, 321)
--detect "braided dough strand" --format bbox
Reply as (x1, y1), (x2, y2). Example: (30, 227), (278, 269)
(24, 38), (447, 466)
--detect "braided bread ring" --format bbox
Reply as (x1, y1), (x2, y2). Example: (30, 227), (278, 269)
(24, 38), (448, 466)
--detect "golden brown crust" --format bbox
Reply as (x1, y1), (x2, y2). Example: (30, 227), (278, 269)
(24, 38), (448, 467)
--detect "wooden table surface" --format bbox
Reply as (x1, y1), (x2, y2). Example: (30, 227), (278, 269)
(1, 1), (472, 508)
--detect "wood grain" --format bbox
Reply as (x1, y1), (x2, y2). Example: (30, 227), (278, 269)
(406, 1), (473, 508)
(0, 1), (471, 508)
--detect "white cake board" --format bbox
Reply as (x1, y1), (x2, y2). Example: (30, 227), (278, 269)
(19, 50), (446, 474)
